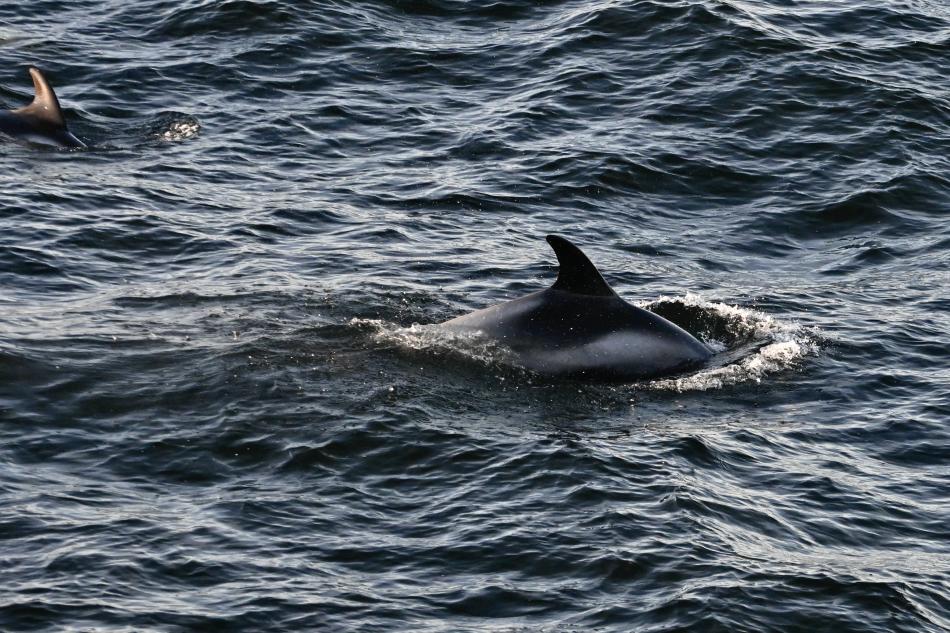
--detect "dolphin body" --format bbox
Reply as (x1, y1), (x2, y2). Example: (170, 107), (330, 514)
(441, 235), (713, 381)
(0, 67), (85, 148)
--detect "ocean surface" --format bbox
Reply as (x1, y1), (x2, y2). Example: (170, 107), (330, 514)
(1, 0), (948, 631)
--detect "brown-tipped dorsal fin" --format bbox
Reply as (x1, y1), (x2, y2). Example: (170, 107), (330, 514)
(13, 67), (66, 127)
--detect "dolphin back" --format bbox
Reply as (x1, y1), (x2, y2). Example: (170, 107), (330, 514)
(445, 289), (711, 380)
(441, 235), (713, 381)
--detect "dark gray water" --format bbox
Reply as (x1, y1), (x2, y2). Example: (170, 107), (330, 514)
(2, 1), (949, 631)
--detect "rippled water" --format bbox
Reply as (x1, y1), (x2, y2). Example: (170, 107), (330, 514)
(2, 1), (948, 631)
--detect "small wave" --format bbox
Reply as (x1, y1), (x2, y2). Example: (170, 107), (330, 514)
(646, 293), (819, 392)
(145, 0), (295, 38)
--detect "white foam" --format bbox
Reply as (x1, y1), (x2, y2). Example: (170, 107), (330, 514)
(646, 293), (819, 392)
(350, 318), (518, 367)
(156, 120), (200, 142)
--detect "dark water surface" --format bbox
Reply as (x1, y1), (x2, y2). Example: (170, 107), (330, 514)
(2, 0), (949, 631)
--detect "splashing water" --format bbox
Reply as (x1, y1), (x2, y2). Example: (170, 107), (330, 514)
(351, 317), (520, 370)
(154, 117), (200, 142)
(645, 293), (820, 392)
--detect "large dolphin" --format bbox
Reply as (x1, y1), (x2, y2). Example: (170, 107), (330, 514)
(0, 67), (85, 148)
(441, 235), (712, 381)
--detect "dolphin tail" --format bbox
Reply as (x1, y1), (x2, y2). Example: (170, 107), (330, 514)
(546, 235), (617, 297)
(13, 67), (68, 128)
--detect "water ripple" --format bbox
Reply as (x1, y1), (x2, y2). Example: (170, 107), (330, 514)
(1, 0), (948, 631)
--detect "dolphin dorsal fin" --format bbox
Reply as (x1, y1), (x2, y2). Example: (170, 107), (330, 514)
(13, 67), (66, 127)
(546, 235), (617, 297)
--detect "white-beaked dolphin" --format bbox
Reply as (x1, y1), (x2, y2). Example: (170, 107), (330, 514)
(0, 67), (85, 148)
(441, 235), (712, 381)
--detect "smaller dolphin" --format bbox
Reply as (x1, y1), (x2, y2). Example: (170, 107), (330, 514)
(0, 67), (85, 148)
(441, 235), (712, 381)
